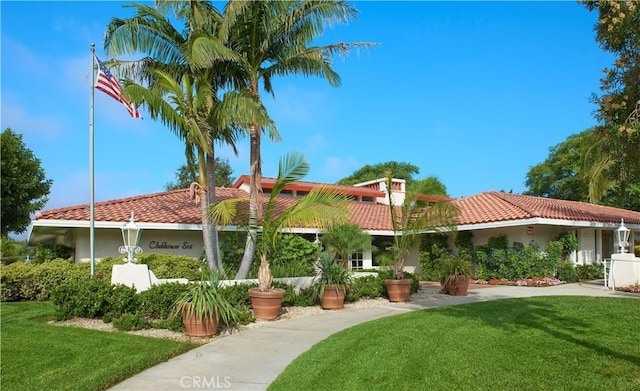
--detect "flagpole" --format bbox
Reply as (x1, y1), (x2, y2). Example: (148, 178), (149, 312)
(89, 43), (96, 277)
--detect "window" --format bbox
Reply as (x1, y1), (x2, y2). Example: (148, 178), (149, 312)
(349, 252), (363, 270)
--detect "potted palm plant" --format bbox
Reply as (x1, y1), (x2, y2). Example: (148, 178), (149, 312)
(321, 222), (374, 269)
(383, 171), (460, 302)
(315, 252), (352, 309)
(208, 152), (349, 320)
(439, 254), (473, 296)
(174, 272), (242, 337)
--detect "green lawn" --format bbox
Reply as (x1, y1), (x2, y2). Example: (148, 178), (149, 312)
(1, 301), (197, 391)
(270, 296), (640, 391)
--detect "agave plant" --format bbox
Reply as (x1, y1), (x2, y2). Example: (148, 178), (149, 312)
(173, 271), (242, 328)
(208, 152), (349, 291)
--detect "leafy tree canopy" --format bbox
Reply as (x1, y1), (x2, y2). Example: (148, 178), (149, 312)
(524, 130), (594, 201)
(524, 128), (640, 211)
(580, 1), (640, 208)
(1, 128), (53, 235)
(337, 162), (420, 186)
(410, 176), (448, 196)
(165, 158), (235, 190)
(337, 161), (449, 196)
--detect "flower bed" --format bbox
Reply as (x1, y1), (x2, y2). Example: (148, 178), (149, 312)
(482, 277), (564, 287)
(616, 284), (640, 294)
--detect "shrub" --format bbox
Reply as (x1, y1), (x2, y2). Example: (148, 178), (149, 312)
(108, 284), (140, 317)
(138, 253), (204, 280)
(112, 312), (150, 331)
(272, 281), (297, 306)
(557, 262), (578, 283)
(0, 260), (88, 301)
(575, 263), (604, 280)
(31, 259), (86, 300)
(475, 241), (556, 280)
(220, 283), (255, 308)
(347, 275), (384, 302)
(151, 314), (184, 332)
(33, 243), (73, 263)
(138, 282), (189, 319)
(93, 257), (122, 280)
(292, 286), (318, 307)
(418, 234), (450, 282)
(0, 262), (36, 301)
(50, 278), (113, 320)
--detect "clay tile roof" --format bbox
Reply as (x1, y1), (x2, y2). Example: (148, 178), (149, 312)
(454, 191), (640, 225)
(35, 188), (248, 225)
(34, 188), (640, 230)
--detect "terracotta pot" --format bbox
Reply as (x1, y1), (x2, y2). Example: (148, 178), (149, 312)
(446, 275), (469, 296)
(384, 279), (412, 302)
(182, 306), (218, 337)
(321, 285), (345, 310)
(248, 287), (286, 320)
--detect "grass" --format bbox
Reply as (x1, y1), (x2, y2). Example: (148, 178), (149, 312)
(1, 301), (198, 391)
(269, 296), (640, 391)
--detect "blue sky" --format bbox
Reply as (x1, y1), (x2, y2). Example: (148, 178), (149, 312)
(2, 1), (611, 216)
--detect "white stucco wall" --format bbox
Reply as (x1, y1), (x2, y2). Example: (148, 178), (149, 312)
(73, 228), (204, 261)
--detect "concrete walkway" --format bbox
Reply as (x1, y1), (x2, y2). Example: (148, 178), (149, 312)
(109, 281), (638, 391)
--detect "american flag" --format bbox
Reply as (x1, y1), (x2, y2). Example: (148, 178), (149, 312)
(94, 56), (142, 119)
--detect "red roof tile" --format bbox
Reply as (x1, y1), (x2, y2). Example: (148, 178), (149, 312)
(35, 188), (248, 225)
(454, 192), (640, 225)
(34, 189), (640, 230)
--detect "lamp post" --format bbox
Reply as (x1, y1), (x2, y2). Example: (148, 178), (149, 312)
(616, 218), (630, 253)
(119, 211), (143, 263)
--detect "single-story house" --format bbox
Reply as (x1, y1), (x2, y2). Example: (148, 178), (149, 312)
(28, 176), (640, 272)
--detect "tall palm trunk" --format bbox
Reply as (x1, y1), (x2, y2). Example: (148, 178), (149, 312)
(197, 149), (216, 271)
(236, 121), (261, 279)
(206, 151), (223, 270)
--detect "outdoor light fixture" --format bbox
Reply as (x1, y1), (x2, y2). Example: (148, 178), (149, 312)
(119, 211), (143, 263)
(616, 218), (630, 253)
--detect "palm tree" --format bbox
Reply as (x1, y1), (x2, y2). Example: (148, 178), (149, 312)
(217, 0), (376, 279)
(321, 222), (373, 269)
(383, 171), (460, 280)
(208, 151), (349, 291)
(103, 1), (272, 270)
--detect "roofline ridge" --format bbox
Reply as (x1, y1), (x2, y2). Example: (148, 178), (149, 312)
(487, 191), (538, 216)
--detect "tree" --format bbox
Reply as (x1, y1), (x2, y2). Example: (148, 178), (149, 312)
(382, 171), (459, 280)
(410, 176), (448, 196)
(524, 131), (594, 201)
(581, 1), (640, 207)
(104, 1), (271, 270)
(218, 1), (375, 279)
(1, 128), (53, 236)
(165, 158), (235, 191)
(208, 151), (349, 291)
(524, 128), (640, 211)
(338, 161), (448, 196)
(337, 162), (420, 186)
